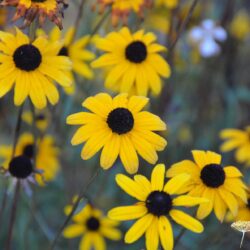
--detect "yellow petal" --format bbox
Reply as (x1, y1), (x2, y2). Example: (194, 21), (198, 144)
(173, 195), (208, 207)
(125, 214), (153, 243)
(196, 188), (215, 220)
(115, 174), (148, 201)
(63, 224), (84, 238)
(158, 216), (173, 250)
(100, 134), (120, 169)
(170, 209), (204, 233)
(108, 205), (147, 221)
(146, 217), (159, 250)
(191, 150), (208, 168)
(119, 135), (139, 174)
(151, 164), (166, 191)
(219, 188), (238, 216)
(213, 193), (227, 222)
(164, 174), (190, 194)
(224, 166), (243, 178)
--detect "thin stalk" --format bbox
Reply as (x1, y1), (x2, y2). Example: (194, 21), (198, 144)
(5, 181), (21, 250)
(49, 168), (101, 250)
(174, 227), (187, 248)
(70, 0), (87, 43)
(169, 0), (200, 52)
(0, 105), (24, 226)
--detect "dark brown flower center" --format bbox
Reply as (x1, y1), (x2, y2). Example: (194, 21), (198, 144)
(58, 46), (69, 56)
(23, 144), (35, 158)
(86, 217), (100, 231)
(107, 108), (134, 134)
(9, 156), (33, 179)
(146, 191), (172, 216)
(13, 44), (42, 71)
(200, 164), (225, 188)
(125, 41), (147, 63)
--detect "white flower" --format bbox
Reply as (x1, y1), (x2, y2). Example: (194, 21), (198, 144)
(189, 19), (227, 57)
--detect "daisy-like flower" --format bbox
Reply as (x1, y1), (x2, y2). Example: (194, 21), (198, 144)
(66, 93), (167, 174)
(63, 204), (121, 250)
(108, 164), (206, 250)
(2, 155), (41, 196)
(0, 133), (60, 185)
(38, 27), (95, 95)
(220, 127), (250, 167)
(189, 19), (227, 58)
(22, 110), (50, 132)
(0, 0), (68, 29)
(92, 27), (171, 96)
(0, 28), (72, 109)
(93, 0), (151, 26)
(155, 0), (178, 9)
(167, 150), (247, 222)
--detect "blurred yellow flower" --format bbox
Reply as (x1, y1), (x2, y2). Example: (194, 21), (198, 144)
(220, 127), (250, 167)
(63, 204), (121, 250)
(108, 164), (206, 250)
(94, 0), (151, 26)
(155, 0), (178, 9)
(167, 150), (247, 222)
(67, 93), (167, 174)
(0, 133), (60, 185)
(22, 110), (50, 132)
(92, 27), (171, 96)
(230, 10), (250, 40)
(38, 27), (95, 95)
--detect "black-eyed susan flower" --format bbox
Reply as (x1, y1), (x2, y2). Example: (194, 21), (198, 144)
(66, 93), (167, 174)
(0, 28), (72, 109)
(63, 204), (121, 250)
(37, 27), (95, 95)
(22, 110), (50, 132)
(0, 0), (68, 29)
(167, 150), (247, 222)
(2, 155), (41, 196)
(108, 164), (207, 250)
(220, 127), (250, 167)
(0, 133), (60, 185)
(93, 0), (151, 26)
(92, 27), (171, 96)
(155, 0), (178, 9)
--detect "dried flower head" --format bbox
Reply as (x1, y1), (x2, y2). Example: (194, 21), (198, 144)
(231, 221), (250, 248)
(0, 0), (68, 29)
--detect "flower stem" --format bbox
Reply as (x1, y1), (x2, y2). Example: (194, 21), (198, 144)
(174, 227), (187, 248)
(5, 181), (21, 250)
(49, 168), (101, 250)
(169, 0), (200, 52)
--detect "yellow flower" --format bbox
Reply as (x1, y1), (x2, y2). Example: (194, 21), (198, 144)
(93, 0), (151, 26)
(63, 204), (121, 250)
(22, 110), (50, 132)
(0, 28), (72, 109)
(0, 133), (60, 185)
(0, 0), (67, 29)
(155, 0), (178, 9)
(92, 27), (171, 96)
(67, 93), (167, 174)
(37, 27), (95, 95)
(108, 164), (206, 250)
(167, 150), (247, 222)
(220, 127), (250, 166)
(230, 10), (250, 40)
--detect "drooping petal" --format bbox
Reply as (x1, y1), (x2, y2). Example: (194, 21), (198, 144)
(145, 217), (159, 250)
(164, 174), (190, 195)
(170, 209), (204, 233)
